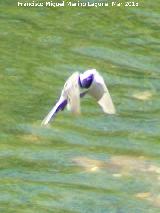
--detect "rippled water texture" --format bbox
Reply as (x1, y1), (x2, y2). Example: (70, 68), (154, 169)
(0, 0), (160, 212)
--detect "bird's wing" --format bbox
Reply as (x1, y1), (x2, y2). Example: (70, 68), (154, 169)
(41, 72), (80, 126)
(41, 96), (67, 126)
(88, 72), (116, 114)
(63, 72), (81, 115)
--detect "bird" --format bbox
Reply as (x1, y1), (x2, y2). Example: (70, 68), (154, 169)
(41, 69), (116, 126)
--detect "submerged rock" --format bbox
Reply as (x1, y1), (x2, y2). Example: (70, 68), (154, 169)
(72, 155), (160, 177)
(133, 91), (153, 101)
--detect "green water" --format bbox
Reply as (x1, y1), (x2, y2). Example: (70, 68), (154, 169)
(0, 0), (160, 212)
